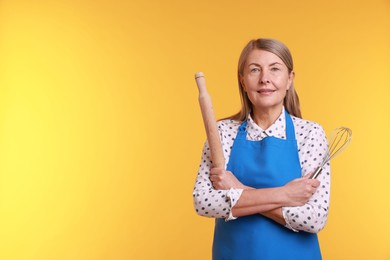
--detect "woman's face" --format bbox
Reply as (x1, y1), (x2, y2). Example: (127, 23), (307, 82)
(240, 49), (294, 113)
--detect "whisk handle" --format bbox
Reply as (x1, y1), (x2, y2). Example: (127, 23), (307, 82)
(310, 167), (323, 179)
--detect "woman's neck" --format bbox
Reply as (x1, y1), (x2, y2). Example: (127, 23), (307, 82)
(251, 106), (283, 130)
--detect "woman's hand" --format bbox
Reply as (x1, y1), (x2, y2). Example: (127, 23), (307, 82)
(209, 168), (247, 190)
(282, 174), (320, 207)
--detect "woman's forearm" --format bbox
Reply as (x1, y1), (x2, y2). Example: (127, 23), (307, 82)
(231, 187), (287, 217)
(234, 184), (286, 225)
(261, 208), (286, 225)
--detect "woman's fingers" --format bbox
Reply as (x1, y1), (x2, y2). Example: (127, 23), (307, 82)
(283, 176), (321, 206)
(210, 167), (225, 176)
(210, 168), (244, 190)
(210, 168), (224, 189)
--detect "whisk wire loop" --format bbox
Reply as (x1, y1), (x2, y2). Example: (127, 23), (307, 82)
(311, 126), (352, 179)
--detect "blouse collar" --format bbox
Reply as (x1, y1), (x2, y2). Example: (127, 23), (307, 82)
(246, 107), (287, 140)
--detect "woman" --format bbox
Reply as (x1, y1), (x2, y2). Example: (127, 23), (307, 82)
(193, 38), (330, 259)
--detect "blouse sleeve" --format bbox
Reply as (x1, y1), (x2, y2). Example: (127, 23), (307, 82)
(192, 121), (243, 221)
(282, 123), (331, 233)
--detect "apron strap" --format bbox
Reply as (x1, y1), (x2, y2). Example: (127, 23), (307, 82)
(237, 109), (296, 141)
(285, 110), (296, 141)
(236, 121), (248, 140)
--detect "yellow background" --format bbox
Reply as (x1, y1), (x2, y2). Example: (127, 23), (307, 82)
(0, 0), (389, 259)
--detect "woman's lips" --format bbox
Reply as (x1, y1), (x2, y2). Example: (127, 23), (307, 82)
(257, 89), (275, 94)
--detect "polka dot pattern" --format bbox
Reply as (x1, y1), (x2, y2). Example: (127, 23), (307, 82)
(193, 108), (331, 232)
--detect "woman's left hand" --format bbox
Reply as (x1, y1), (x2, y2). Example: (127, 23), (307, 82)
(210, 168), (247, 190)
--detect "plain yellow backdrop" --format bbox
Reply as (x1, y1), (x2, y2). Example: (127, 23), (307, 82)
(0, 0), (389, 259)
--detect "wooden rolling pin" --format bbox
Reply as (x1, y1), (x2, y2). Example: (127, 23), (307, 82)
(195, 72), (225, 169)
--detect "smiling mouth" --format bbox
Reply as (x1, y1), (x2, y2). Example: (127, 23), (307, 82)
(257, 89), (275, 94)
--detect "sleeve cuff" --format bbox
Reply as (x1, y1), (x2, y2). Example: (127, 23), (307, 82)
(282, 207), (299, 232)
(225, 188), (243, 221)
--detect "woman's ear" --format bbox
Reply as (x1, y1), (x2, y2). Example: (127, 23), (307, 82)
(287, 71), (295, 90)
(240, 76), (246, 92)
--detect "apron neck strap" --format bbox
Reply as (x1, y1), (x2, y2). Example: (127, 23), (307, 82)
(237, 110), (296, 141)
(284, 110), (296, 141)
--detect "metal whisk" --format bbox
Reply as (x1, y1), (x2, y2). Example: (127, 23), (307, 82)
(310, 127), (352, 179)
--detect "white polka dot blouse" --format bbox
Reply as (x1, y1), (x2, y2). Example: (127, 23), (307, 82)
(193, 107), (331, 233)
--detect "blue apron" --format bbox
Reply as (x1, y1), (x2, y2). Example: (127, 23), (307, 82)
(212, 111), (321, 260)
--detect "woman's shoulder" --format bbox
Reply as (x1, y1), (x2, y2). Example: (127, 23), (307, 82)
(217, 118), (242, 131)
(290, 115), (326, 136)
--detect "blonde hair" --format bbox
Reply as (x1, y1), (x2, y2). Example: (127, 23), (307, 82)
(228, 38), (302, 121)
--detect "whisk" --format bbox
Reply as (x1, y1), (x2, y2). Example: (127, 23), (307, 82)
(310, 127), (352, 179)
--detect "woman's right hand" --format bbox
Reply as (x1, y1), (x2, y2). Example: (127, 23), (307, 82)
(282, 174), (320, 207)
(210, 168), (248, 190)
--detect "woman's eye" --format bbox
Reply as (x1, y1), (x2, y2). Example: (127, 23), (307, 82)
(271, 67), (280, 71)
(250, 68), (260, 73)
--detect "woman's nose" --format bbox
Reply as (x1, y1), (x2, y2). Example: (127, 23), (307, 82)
(259, 71), (270, 84)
